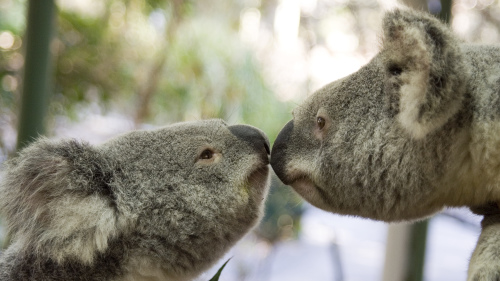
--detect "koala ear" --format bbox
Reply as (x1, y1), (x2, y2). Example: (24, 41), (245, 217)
(0, 138), (119, 264)
(382, 9), (468, 139)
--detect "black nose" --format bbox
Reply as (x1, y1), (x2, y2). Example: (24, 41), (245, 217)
(229, 125), (270, 157)
(270, 120), (293, 184)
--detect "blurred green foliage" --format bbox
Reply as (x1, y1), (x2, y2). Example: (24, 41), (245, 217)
(1, 0), (294, 135)
(257, 177), (304, 243)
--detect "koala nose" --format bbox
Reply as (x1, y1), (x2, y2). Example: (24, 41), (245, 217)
(270, 120), (293, 184)
(228, 125), (270, 159)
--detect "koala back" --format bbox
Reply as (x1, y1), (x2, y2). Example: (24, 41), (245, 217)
(0, 138), (123, 265)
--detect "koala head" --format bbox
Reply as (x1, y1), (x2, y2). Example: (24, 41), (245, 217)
(0, 119), (270, 279)
(271, 9), (471, 222)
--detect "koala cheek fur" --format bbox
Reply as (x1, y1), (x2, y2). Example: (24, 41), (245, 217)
(271, 120), (332, 212)
(0, 119), (270, 281)
(270, 8), (500, 280)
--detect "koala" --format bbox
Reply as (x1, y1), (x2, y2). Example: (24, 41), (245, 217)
(270, 9), (500, 280)
(0, 119), (270, 281)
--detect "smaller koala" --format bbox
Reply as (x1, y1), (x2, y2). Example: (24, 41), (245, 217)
(270, 8), (500, 280)
(0, 119), (270, 281)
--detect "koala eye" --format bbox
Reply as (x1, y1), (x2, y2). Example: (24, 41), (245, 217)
(317, 117), (326, 130)
(199, 149), (214, 160)
(388, 64), (403, 76)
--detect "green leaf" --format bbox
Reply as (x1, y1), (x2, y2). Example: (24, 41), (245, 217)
(208, 258), (231, 281)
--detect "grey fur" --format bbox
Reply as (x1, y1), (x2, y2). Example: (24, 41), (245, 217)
(0, 119), (270, 281)
(271, 9), (500, 280)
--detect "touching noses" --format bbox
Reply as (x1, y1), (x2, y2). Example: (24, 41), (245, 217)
(228, 125), (270, 162)
(269, 120), (294, 184)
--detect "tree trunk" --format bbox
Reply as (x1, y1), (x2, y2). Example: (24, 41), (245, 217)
(16, 0), (55, 150)
(4, 0), (55, 250)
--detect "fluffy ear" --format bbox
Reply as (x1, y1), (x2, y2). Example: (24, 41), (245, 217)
(0, 138), (120, 264)
(382, 9), (468, 139)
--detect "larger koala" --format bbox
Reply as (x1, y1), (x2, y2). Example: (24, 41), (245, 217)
(271, 9), (500, 280)
(0, 119), (270, 281)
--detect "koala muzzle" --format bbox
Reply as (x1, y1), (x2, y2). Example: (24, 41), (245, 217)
(270, 120), (293, 184)
(228, 125), (270, 163)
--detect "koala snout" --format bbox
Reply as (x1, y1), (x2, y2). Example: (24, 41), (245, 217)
(270, 120), (293, 184)
(228, 125), (270, 162)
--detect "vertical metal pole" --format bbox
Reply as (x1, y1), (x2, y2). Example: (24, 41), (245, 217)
(16, 0), (55, 151)
(383, 221), (429, 281)
(382, 224), (411, 281)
